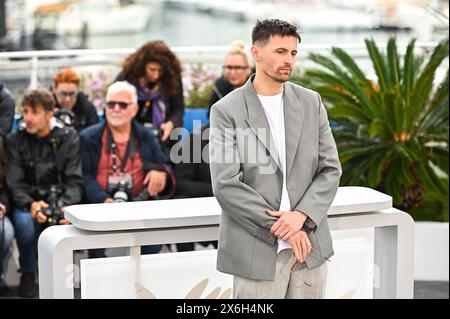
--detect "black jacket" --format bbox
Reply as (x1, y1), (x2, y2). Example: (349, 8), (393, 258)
(209, 72), (254, 112)
(0, 136), (10, 216)
(209, 76), (235, 109)
(55, 92), (99, 132)
(5, 126), (83, 209)
(0, 83), (15, 139)
(174, 124), (212, 198)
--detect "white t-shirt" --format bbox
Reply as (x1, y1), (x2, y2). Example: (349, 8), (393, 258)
(257, 92), (292, 254)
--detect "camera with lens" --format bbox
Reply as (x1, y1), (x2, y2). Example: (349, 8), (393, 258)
(40, 185), (64, 226)
(54, 108), (76, 128)
(107, 174), (133, 203)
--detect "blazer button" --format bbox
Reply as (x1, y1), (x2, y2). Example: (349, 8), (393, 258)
(275, 198), (280, 203)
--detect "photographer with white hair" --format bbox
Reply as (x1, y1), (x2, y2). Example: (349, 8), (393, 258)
(80, 81), (175, 258)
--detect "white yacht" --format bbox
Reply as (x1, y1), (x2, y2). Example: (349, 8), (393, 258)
(57, 0), (152, 36)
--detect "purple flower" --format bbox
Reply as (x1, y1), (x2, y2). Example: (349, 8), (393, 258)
(93, 98), (104, 108)
(90, 80), (104, 91)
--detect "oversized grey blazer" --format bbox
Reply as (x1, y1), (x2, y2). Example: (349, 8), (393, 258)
(209, 74), (342, 281)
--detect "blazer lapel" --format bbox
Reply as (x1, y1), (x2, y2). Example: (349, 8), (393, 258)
(284, 82), (304, 178)
(243, 76), (282, 170)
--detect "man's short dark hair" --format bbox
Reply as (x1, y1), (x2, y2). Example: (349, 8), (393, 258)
(21, 88), (55, 112)
(252, 19), (301, 46)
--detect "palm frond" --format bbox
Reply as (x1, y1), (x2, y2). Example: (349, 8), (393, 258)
(365, 38), (390, 91)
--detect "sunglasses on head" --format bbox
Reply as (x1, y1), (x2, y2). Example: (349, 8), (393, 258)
(105, 101), (131, 110)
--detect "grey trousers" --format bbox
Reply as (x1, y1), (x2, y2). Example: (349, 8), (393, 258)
(233, 249), (328, 299)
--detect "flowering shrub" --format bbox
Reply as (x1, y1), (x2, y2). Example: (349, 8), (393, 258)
(182, 63), (220, 108)
(75, 64), (220, 111)
(78, 67), (116, 112)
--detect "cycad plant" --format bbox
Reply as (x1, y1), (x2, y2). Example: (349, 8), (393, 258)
(302, 37), (449, 212)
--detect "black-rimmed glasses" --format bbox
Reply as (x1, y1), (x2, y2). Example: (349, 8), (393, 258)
(222, 65), (248, 72)
(56, 91), (78, 98)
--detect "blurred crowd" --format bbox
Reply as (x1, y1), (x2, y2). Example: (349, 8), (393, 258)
(0, 40), (253, 298)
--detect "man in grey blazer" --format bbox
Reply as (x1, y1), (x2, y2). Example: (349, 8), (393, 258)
(209, 19), (342, 299)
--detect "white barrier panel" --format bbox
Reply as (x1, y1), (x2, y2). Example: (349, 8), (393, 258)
(39, 187), (415, 298)
(81, 250), (233, 299)
(80, 229), (374, 299)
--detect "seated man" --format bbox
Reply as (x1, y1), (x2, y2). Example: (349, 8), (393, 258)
(52, 68), (99, 132)
(80, 81), (175, 258)
(5, 88), (83, 298)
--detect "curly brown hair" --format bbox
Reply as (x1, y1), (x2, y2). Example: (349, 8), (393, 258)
(122, 40), (182, 97)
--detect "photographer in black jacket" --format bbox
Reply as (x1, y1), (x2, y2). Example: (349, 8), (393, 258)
(5, 88), (83, 298)
(52, 68), (99, 132)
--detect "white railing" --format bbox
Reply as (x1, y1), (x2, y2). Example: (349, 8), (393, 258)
(0, 42), (440, 87)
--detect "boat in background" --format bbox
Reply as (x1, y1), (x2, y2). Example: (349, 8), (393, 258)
(57, 0), (152, 36)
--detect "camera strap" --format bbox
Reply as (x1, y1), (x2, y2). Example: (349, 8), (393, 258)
(50, 137), (63, 186)
(107, 127), (136, 174)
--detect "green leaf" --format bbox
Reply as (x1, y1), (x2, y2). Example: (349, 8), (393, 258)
(369, 119), (391, 139)
(384, 167), (403, 205)
(418, 98), (449, 134)
(430, 69), (449, 110)
(329, 103), (372, 123)
(339, 145), (382, 163)
(432, 152), (449, 175)
(365, 38), (390, 91)
(387, 38), (401, 88)
(412, 38), (449, 132)
(402, 39), (416, 113)
(383, 90), (405, 132)
(331, 47), (383, 108)
(307, 53), (379, 118)
(367, 153), (391, 187)
(417, 161), (447, 196)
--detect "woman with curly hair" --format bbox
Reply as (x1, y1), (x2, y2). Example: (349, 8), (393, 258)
(117, 40), (185, 146)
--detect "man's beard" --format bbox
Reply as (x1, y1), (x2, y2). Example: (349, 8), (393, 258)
(264, 69), (290, 84)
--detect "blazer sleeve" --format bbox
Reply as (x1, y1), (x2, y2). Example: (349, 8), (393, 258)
(209, 104), (278, 245)
(293, 93), (342, 226)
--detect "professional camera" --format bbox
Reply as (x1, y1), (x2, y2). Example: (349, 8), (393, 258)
(107, 174), (133, 203)
(54, 108), (76, 128)
(40, 185), (64, 226)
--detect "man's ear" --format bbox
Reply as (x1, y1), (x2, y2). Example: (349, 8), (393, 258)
(251, 45), (260, 63)
(47, 110), (55, 120)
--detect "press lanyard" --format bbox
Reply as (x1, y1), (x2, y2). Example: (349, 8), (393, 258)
(106, 127), (136, 174)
